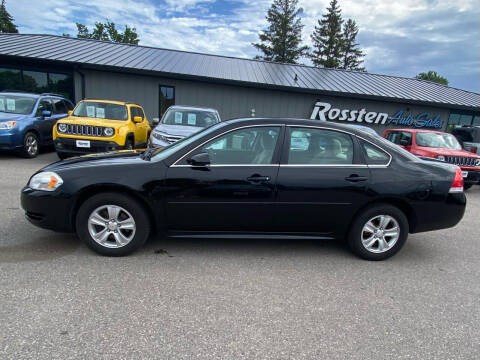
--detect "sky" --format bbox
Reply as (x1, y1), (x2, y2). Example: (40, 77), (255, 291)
(7, 0), (480, 93)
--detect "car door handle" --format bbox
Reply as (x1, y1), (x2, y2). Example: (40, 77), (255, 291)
(345, 174), (368, 182)
(247, 175), (271, 183)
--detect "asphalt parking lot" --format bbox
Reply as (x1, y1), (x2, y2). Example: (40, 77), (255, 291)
(1, 150), (479, 359)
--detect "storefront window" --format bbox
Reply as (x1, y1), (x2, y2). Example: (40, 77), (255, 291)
(473, 116), (480, 126)
(0, 68), (22, 90)
(0, 67), (74, 100)
(447, 111), (479, 132)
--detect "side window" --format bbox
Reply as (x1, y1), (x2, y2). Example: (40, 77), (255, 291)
(386, 131), (412, 146)
(65, 101), (74, 111)
(35, 99), (53, 117)
(52, 98), (68, 114)
(287, 127), (353, 165)
(201, 126), (281, 165)
(136, 107), (145, 120)
(362, 141), (390, 165)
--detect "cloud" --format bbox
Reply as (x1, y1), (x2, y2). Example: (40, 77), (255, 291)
(7, 0), (480, 92)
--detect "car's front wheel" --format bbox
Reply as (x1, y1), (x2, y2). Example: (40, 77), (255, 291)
(348, 204), (408, 260)
(22, 132), (39, 158)
(76, 193), (150, 256)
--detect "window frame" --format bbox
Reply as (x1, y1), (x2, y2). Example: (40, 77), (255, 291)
(280, 125), (367, 167)
(171, 124), (285, 167)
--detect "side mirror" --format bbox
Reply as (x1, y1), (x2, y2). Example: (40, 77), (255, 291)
(187, 152), (210, 167)
(67, 110), (73, 115)
(133, 116), (143, 123)
(152, 117), (160, 127)
(42, 110), (52, 117)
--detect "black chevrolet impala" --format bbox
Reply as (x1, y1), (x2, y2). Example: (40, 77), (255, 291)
(21, 118), (466, 260)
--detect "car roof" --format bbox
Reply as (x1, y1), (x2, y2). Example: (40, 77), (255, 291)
(384, 128), (449, 134)
(0, 91), (40, 98)
(168, 105), (219, 112)
(81, 99), (128, 105)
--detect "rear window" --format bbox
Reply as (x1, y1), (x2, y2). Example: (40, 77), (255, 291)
(73, 101), (128, 120)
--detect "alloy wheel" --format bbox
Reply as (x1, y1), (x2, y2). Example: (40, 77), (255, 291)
(26, 135), (38, 156)
(87, 205), (136, 248)
(361, 215), (400, 253)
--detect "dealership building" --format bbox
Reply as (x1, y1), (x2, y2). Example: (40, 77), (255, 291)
(1, 33), (479, 133)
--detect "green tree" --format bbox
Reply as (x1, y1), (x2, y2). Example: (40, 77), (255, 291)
(64, 21), (139, 44)
(0, 0), (18, 33)
(252, 0), (309, 64)
(341, 19), (365, 71)
(310, 0), (343, 68)
(415, 71), (448, 85)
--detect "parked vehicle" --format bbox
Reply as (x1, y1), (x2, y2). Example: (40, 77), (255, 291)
(53, 99), (151, 159)
(451, 126), (480, 155)
(0, 91), (74, 158)
(149, 105), (220, 148)
(22, 118), (466, 260)
(383, 128), (480, 190)
(347, 124), (381, 137)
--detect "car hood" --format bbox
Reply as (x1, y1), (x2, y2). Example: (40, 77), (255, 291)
(417, 146), (479, 158)
(154, 124), (203, 137)
(57, 116), (129, 128)
(0, 113), (29, 121)
(41, 150), (146, 173)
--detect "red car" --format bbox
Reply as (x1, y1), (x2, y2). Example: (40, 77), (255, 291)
(383, 128), (480, 189)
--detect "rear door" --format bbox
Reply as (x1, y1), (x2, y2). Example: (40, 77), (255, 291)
(164, 125), (283, 231)
(275, 126), (371, 235)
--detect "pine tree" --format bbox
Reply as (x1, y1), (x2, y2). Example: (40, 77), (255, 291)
(341, 19), (365, 71)
(310, 0), (343, 68)
(252, 0), (309, 64)
(0, 0), (18, 33)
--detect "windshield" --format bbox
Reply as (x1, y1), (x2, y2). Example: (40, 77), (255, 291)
(147, 122), (227, 161)
(162, 108), (219, 128)
(73, 101), (128, 120)
(416, 132), (462, 150)
(0, 95), (36, 115)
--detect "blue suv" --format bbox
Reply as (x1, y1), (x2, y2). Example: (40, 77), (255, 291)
(0, 92), (74, 158)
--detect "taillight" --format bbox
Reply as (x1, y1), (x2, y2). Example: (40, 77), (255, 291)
(449, 166), (464, 193)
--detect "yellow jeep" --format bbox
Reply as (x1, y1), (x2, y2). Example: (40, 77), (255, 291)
(53, 99), (151, 159)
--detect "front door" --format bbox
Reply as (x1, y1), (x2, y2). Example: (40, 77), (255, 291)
(35, 98), (55, 142)
(275, 126), (371, 234)
(164, 125), (283, 232)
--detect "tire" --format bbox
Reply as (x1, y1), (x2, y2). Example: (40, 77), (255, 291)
(57, 152), (70, 160)
(464, 183), (473, 191)
(125, 138), (134, 150)
(76, 192), (150, 256)
(22, 132), (39, 158)
(347, 203), (409, 261)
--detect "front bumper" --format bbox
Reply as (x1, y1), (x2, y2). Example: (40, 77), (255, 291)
(55, 137), (123, 155)
(0, 130), (21, 150)
(21, 187), (74, 232)
(463, 169), (480, 184)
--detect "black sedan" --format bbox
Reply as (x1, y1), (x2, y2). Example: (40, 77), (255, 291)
(21, 118), (466, 260)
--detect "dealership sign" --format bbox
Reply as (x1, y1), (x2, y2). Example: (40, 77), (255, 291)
(310, 102), (443, 128)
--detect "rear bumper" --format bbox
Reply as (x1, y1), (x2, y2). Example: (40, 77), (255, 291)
(411, 193), (466, 233)
(55, 137), (123, 155)
(21, 187), (74, 232)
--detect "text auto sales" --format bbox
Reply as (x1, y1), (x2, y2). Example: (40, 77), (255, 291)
(310, 102), (443, 128)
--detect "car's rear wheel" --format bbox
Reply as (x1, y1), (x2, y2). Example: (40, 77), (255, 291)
(348, 204), (408, 260)
(22, 132), (39, 158)
(76, 193), (150, 256)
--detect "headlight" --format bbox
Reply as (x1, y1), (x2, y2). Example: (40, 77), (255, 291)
(29, 172), (63, 191)
(57, 123), (67, 133)
(437, 155), (445, 161)
(103, 127), (114, 137)
(0, 121), (17, 130)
